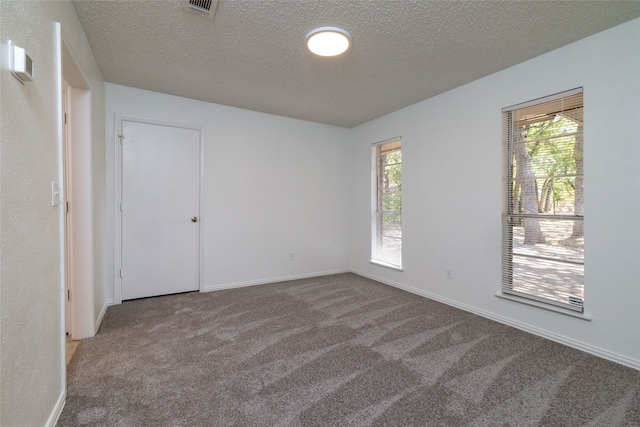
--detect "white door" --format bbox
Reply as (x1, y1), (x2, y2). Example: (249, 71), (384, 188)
(121, 120), (201, 300)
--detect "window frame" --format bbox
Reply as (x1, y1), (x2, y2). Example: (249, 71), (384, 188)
(371, 137), (403, 270)
(502, 88), (584, 313)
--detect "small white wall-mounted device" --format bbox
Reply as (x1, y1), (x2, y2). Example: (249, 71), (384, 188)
(8, 40), (34, 84)
(51, 181), (60, 207)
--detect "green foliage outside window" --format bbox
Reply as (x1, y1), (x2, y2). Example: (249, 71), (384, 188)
(381, 150), (402, 224)
(515, 116), (580, 214)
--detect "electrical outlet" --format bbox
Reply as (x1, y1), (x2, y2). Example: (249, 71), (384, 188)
(446, 267), (453, 279)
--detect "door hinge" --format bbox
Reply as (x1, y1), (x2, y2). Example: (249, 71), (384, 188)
(119, 202), (123, 212)
(67, 289), (71, 301)
(66, 201), (69, 213)
(119, 269), (123, 279)
(64, 113), (67, 125)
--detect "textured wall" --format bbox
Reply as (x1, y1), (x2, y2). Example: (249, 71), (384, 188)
(349, 19), (640, 368)
(1, 2), (63, 424)
(0, 1), (105, 425)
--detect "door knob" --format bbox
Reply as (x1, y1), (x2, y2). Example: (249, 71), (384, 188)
(191, 217), (198, 223)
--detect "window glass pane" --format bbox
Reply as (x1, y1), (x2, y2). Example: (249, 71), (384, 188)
(511, 255), (583, 304)
(507, 217), (584, 307)
(380, 212), (402, 266)
(511, 115), (583, 218)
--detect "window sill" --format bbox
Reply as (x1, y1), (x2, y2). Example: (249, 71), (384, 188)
(369, 259), (404, 272)
(495, 293), (591, 321)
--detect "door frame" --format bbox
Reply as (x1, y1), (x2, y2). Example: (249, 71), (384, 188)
(62, 83), (70, 335)
(114, 114), (206, 304)
(62, 41), (94, 339)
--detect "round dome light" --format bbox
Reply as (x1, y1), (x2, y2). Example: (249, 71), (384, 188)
(306, 27), (351, 57)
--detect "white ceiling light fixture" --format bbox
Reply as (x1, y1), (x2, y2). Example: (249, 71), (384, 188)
(306, 26), (352, 57)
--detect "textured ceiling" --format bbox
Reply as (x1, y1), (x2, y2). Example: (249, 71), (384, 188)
(72, 0), (640, 128)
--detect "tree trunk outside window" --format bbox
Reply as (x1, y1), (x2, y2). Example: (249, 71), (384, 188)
(514, 126), (546, 245)
(570, 125), (584, 238)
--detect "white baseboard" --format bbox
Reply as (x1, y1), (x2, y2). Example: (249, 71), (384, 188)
(202, 268), (351, 293)
(46, 391), (66, 427)
(351, 269), (640, 371)
(95, 302), (110, 335)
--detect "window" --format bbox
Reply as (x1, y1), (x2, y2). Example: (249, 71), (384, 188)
(502, 88), (584, 312)
(372, 138), (402, 268)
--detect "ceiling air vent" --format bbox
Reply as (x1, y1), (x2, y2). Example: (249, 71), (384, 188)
(186, 0), (218, 18)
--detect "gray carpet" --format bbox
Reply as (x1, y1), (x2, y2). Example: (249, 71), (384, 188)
(59, 273), (640, 426)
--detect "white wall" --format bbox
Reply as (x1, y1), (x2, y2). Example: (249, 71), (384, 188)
(0, 1), (105, 426)
(105, 84), (350, 300)
(349, 19), (640, 368)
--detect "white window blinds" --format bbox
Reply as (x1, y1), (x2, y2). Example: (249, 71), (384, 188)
(502, 88), (584, 312)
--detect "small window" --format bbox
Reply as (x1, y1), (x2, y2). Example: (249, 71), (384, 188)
(372, 138), (402, 268)
(502, 88), (584, 312)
